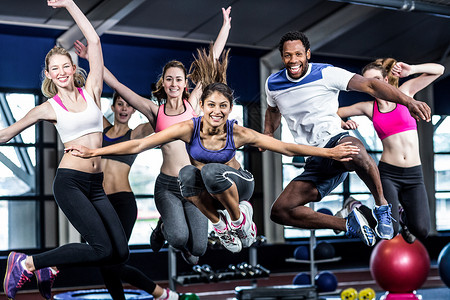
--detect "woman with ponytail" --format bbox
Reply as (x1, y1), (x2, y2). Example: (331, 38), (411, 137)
(337, 58), (444, 242)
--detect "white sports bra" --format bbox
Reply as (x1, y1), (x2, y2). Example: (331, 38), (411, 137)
(48, 87), (103, 143)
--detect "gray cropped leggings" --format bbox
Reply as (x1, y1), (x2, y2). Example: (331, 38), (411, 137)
(178, 163), (255, 205)
(154, 172), (208, 256)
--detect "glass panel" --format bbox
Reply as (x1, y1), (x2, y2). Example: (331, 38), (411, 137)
(436, 192), (450, 231)
(435, 154), (450, 192)
(129, 197), (159, 245)
(129, 149), (162, 195)
(3, 201), (37, 250)
(434, 116), (450, 153)
(348, 116), (383, 151)
(5, 93), (36, 144)
(0, 146), (35, 195)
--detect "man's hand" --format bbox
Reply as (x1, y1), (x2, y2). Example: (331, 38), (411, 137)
(406, 98), (431, 122)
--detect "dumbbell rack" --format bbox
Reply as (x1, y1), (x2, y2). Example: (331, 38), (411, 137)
(285, 202), (341, 286)
(168, 242), (267, 291)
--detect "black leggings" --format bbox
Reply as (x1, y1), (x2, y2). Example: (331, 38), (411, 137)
(379, 161), (431, 239)
(33, 169), (129, 270)
(100, 192), (157, 300)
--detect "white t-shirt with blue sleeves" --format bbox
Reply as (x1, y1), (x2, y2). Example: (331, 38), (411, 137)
(265, 63), (355, 147)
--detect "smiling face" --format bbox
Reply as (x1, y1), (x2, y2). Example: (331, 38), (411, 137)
(201, 91), (233, 128)
(281, 40), (311, 79)
(162, 67), (187, 100)
(111, 96), (135, 125)
(45, 54), (76, 89)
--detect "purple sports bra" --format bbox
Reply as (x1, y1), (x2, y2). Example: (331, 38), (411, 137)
(186, 116), (237, 164)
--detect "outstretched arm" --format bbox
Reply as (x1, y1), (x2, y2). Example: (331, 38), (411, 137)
(347, 74), (431, 122)
(337, 101), (372, 130)
(0, 103), (54, 144)
(74, 40), (157, 125)
(66, 120), (191, 157)
(235, 126), (359, 161)
(394, 62), (445, 97)
(49, 0), (103, 102)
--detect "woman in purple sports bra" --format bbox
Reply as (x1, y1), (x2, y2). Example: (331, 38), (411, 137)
(74, 7), (232, 265)
(2, 1), (130, 299)
(337, 58), (444, 242)
(66, 50), (361, 254)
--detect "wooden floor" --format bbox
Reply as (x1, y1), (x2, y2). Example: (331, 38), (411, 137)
(9, 266), (446, 300)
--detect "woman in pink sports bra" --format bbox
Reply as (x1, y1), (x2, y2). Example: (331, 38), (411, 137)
(74, 7), (232, 265)
(1, 1), (130, 299)
(338, 58), (444, 243)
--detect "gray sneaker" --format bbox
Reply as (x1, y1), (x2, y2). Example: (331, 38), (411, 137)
(231, 201), (257, 248)
(334, 197), (361, 234)
(346, 208), (376, 246)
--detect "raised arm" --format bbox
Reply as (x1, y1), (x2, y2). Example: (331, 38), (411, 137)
(74, 40), (157, 125)
(212, 6), (232, 60)
(131, 122), (154, 139)
(235, 126), (359, 162)
(66, 120), (191, 158)
(394, 62), (445, 97)
(49, 0), (103, 103)
(347, 74), (431, 122)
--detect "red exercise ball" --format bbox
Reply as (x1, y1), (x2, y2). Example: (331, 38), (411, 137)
(370, 235), (430, 293)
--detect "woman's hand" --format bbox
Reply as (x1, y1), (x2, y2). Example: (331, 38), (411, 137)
(64, 145), (94, 158)
(328, 142), (360, 162)
(342, 119), (358, 130)
(74, 40), (89, 60)
(392, 62), (412, 78)
(222, 6), (232, 30)
(47, 0), (71, 9)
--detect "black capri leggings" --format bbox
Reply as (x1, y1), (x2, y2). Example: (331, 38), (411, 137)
(379, 161), (431, 239)
(32, 168), (129, 270)
(100, 192), (157, 299)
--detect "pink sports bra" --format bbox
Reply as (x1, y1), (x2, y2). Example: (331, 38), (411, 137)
(372, 101), (417, 140)
(154, 99), (197, 133)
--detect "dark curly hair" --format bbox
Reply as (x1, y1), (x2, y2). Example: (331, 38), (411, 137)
(278, 31), (310, 55)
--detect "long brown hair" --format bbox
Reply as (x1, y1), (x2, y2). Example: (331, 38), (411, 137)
(41, 46), (87, 98)
(152, 60), (190, 105)
(189, 43), (230, 88)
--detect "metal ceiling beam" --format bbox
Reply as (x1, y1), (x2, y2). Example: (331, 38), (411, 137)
(329, 0), (450, 18)
(57, 0), (147, 50)
(261, 4), (379, 70)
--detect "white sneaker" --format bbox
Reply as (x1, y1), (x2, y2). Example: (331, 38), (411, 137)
(214, 211), (242, 253)
(231, 201), (257, 248)
(156, 288), (179, 300)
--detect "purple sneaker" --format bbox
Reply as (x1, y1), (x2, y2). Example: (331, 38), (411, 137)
(35, 267), (58, 300)
(3, 251), (34, 300)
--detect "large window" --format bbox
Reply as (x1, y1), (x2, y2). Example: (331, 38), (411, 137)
(0, 92), (42, 250)
(433, 115), (450, 231)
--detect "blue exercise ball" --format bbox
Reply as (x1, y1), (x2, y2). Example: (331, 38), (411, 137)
(314, 241), (336, 259)
(294, 245), (310, 260)
(54, 289), (152, 300)
(315, 271), (338, 292)
(293, 272), (311, 285)
(438, 243), (450, 288)
(317, 208), (333, 216)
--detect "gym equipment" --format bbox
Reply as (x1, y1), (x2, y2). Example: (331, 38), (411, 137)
(313, 241), (335, 259)
(341, 287), (358, 300)
(438, 242), (450, 288)
(293, 245), (310, 260)
(317, 208), (333, 216)
(292, 272), (311, 285)
(370, 235), (430, 299)
(179, 293), (200, 300)
(314, 271), (337, 293)
(235, 285), (317, 300)
(54, 289), (151, 299)
(358, 288), (375, 300)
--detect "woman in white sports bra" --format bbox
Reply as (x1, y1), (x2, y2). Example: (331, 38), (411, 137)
(2, 1), (128, 299)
